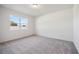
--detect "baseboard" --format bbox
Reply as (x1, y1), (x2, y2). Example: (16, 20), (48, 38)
(0, 34), (36, 44)
(36, 34), (73, 42)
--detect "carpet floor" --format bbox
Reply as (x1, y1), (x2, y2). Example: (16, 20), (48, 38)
(0, 35), (78, 54)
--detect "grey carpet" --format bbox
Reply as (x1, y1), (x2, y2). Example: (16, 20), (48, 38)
(0, 35), (78, 54)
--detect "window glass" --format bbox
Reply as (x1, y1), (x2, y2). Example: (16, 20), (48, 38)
(10, 15), (28, 30)
(20, 17), (28, 29)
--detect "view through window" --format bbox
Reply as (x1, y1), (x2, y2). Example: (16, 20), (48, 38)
(10, 15), (28, 30)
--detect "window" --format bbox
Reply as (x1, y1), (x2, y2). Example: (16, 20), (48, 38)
(10, 15), (28, 30)
(20, 17), (28, 29)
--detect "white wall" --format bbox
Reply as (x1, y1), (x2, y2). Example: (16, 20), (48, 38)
(0, 6), (35, 43)
(0, 8), (2, 40)
(36, 8), (73, 41)
(73, 5), (79, 53)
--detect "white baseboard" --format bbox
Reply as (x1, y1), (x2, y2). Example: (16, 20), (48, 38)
(0, 34), (36, 43)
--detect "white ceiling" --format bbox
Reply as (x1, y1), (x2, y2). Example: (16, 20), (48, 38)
(1, 4), (73, 17)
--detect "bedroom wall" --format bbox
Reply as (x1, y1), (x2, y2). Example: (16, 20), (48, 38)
(36, 8), (73, 41)
(0, 8), (2, 40)
(73, 5), (79, 53)
(0, 6), (35, 43)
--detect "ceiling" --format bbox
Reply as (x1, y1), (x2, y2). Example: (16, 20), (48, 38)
(1, 4), (73, 17)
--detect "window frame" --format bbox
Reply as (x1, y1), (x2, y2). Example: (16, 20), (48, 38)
(9, 15), (28, 30)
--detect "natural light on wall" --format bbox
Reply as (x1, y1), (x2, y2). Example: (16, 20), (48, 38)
(10, 15), (28, 30)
